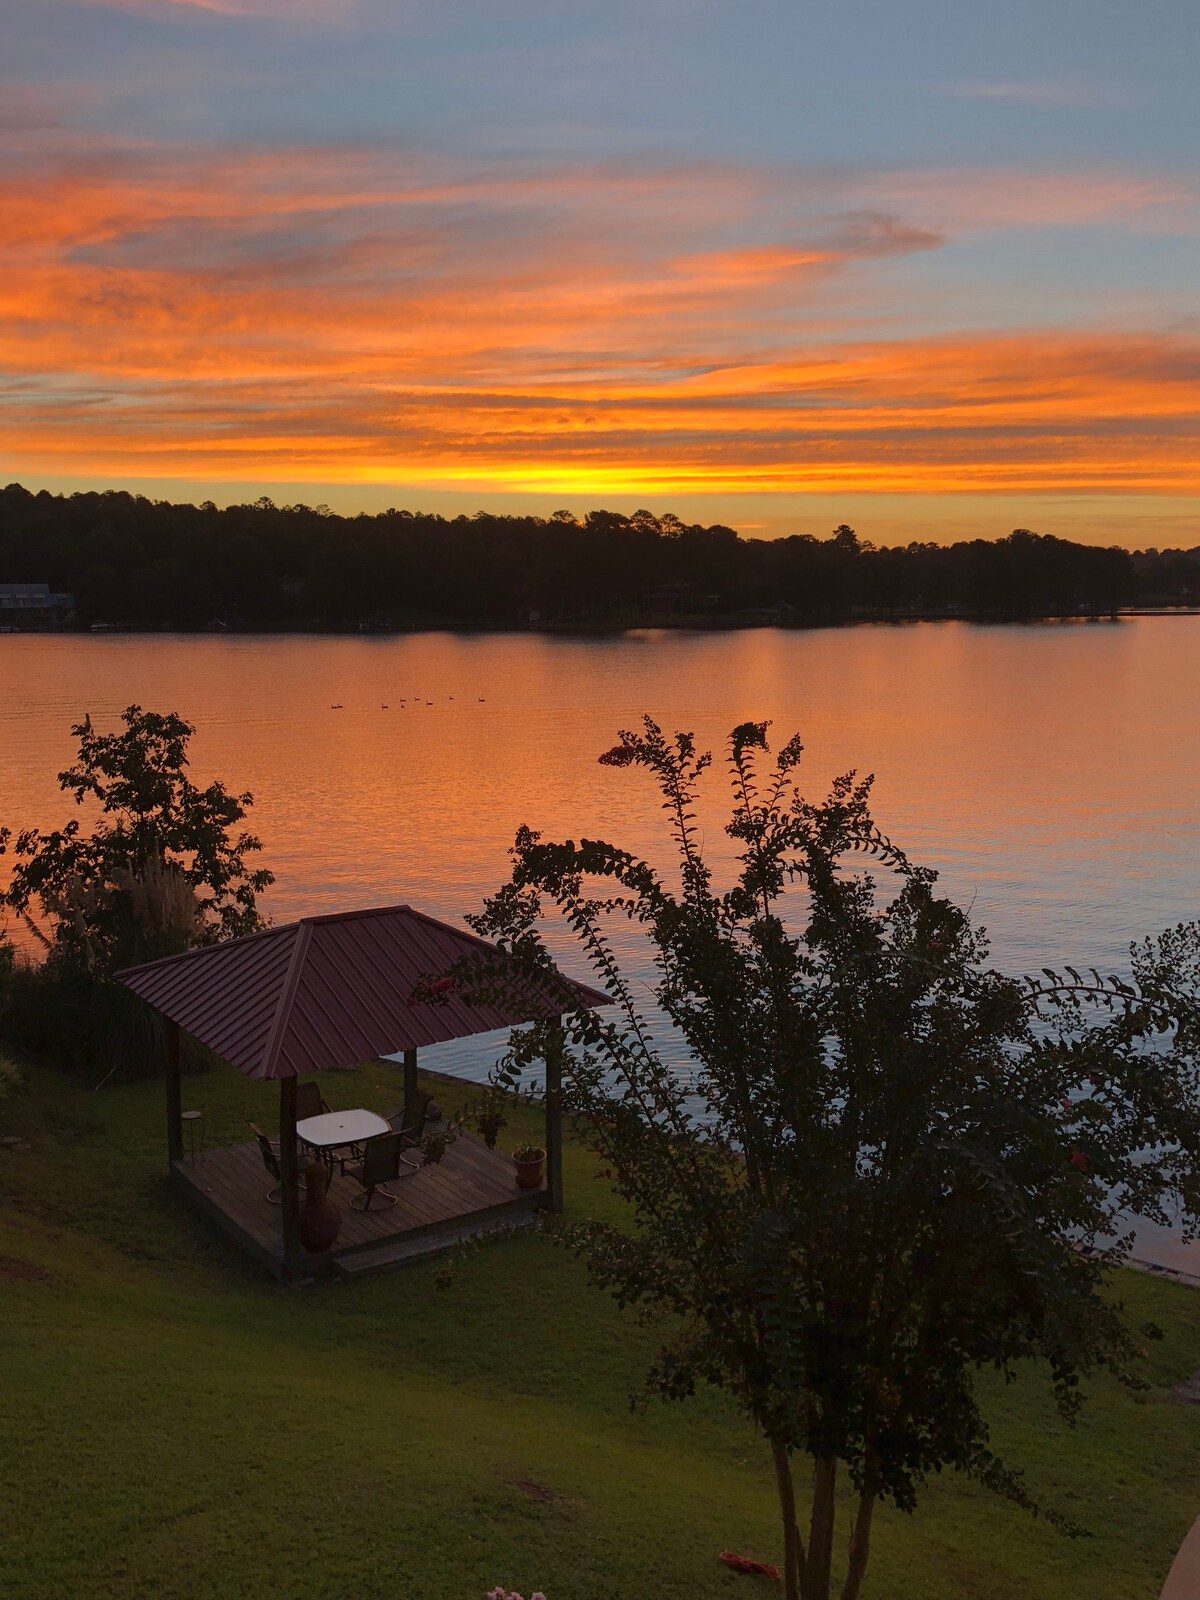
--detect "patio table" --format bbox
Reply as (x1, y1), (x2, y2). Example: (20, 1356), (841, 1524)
(296, 1108), (390, 1181)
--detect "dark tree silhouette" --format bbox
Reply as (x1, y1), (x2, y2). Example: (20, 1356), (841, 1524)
(0, 482), (1157, 630)
(463, 719), (1200, 1600)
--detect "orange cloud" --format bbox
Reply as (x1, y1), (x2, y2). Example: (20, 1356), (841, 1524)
(3, 128), (1198, 498)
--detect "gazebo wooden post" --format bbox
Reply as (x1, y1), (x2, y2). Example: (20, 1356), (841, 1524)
(164, 1018), (184, 1169)
(278, 1076), (301, 1281)
(403, 1048), (419, 1127)
(544, 1020), (565, 1214)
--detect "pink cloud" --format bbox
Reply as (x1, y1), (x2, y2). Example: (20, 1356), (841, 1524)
(70, 0), (246, 13)
(856, 167), (1199, 231)
(941, 78), (1134, 108)
(64, 0), (350, 16)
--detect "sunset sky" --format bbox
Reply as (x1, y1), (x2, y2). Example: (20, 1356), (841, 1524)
(4, 0), (1199, 545)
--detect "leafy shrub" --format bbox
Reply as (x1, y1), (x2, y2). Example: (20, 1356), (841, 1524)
(0, 1052), (25, 1101)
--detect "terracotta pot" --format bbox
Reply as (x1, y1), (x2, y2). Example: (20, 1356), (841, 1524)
(513, 1150), (546, 1190)
(299, 1160), (342, 1252)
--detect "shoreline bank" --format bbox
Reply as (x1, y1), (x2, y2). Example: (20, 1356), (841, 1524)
(3, 606), (1199, 639)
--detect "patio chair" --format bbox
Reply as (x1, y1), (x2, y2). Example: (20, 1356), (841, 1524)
(345, 1131), (405, 1212)
(386, 1089), (432, 1169)
(295, 1080), (342, 1177)
(249, 1121), (295, 1205)
(294, 1081), (331, 1122)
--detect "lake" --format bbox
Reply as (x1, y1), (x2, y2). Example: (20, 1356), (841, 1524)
(3, 621), (1199, 1266)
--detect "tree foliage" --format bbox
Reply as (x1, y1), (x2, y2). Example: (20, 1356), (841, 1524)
(0, 483), (1143, 626)
(0, 705), (272, 1074)
(463, 718), (1200, 1600)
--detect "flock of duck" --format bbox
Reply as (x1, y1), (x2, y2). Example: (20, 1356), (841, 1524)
(329, 697), (486, 709)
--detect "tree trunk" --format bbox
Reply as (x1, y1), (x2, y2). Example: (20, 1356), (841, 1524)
(770, 1435), (806, 1600)
(840, 1484), (877, 1600)
(804, 1456), (838, 1600)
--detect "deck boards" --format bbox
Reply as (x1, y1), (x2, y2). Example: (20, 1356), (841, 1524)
(172, 1131), (545, 1278)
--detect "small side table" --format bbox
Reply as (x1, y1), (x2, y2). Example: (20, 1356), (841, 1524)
(181, 1109), (204, 1165)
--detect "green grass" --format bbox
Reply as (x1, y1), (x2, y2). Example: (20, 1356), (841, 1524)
(1, 1057), (1199, 1599)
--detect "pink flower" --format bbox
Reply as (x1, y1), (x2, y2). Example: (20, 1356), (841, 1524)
(1069, 1148), (1089, 1173)
(1060, 1097), (1072, 1109)
(720, 1551), (783, 1580)
(430, 976), (454, 996)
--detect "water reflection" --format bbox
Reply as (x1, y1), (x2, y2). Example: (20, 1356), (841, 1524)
(3, 621), (1196, 983)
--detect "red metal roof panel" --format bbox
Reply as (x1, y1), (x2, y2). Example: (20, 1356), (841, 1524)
(117, 903), (609, 1080)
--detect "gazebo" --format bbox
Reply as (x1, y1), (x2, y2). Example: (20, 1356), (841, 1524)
(118, 904), (607, 1281)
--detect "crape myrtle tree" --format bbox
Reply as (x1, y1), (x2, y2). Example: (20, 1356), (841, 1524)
(0, 705), (272, 1072)
(462, 718), (1200, 1600)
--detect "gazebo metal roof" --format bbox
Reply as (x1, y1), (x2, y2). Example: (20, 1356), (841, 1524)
(117, 904), (608, 1081)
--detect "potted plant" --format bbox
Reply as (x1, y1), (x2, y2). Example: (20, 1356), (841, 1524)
(417, 1126), (455, 1166)
(511, 1141), (546, 1190)
(298, 1159), (342, 1254)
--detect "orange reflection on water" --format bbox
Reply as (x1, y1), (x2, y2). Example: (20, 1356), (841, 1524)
(2, 621), (1199, 984)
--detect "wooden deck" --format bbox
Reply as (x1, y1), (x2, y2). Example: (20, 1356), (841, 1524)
(171, 1132), (546, 1280)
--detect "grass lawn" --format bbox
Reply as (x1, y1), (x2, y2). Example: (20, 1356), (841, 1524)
(1, 1055), (1199, 1600)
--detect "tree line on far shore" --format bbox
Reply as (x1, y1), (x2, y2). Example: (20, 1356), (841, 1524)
(1, 481), (1196, 630)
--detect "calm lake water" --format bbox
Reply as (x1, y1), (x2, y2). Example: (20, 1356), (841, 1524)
(3, 622), (1199, 1262)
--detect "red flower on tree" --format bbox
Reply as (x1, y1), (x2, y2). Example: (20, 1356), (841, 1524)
(1069, 1148), (1089, 1173)
(408, 974), (455, 1007)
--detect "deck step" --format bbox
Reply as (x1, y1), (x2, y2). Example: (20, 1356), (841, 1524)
(332, 1209), (542, 1278)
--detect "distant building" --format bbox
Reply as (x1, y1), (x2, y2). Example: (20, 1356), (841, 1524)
(0, 583), (76, 625)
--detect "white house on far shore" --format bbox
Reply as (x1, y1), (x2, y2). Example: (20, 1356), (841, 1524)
(0, 583), (75, 626)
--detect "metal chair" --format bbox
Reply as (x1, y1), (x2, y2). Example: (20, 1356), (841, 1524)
(249, 1121), (293, 1205)
(386, 1089), (432, 1168)
(295, 1082), (341, 1180)
(295, 1081), (331, 1122)
(346, 1132), (404, 1211)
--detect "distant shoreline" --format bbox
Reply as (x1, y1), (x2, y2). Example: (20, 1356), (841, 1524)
(3, 605), (1200, 639)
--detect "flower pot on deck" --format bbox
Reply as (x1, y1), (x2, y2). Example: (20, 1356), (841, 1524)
(299, 1161), (342, 1252)
(513, 1148), (546, 1190)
